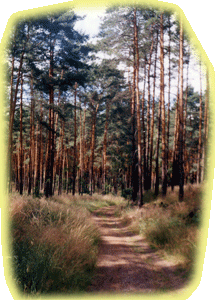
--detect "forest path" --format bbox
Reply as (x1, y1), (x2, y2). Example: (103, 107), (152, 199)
(88, 205), (188, 294)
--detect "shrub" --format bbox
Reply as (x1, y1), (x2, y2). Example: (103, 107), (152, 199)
(121, 188), (133, 200)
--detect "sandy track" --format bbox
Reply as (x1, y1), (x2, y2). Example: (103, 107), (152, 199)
(88, 206), (188, 294)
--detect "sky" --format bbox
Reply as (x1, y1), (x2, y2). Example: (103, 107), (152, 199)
(73, 7), (206, 101)
(74, 7), (106, 38)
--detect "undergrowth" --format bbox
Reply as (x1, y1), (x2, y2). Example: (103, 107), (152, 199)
(10, 194), (102, 294)
(53, 193), (126, 213)
(9, 186), (202, 293)
(121, 184), (203, 274)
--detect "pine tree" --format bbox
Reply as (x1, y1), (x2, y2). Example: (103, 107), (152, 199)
(160, 13), (167, 196)
(178, 17), (184, 201)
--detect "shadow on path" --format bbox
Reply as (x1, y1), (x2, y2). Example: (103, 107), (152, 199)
(88, 206), (189, 294)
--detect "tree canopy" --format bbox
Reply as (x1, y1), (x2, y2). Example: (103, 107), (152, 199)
(6, 6), (209, 203)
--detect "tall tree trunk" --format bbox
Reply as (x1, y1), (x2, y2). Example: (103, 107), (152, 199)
(40, 94), (44, 191)
(127, 64), (133, 191)
(131, 39), (138, 202)
(183, 47), (190, 183)
(35, 98), (43, 196)
(142, 63), (147, 191)
(89, 103), (99, 195)
(166, 17), (171, 178)
(160, 13), (167, 196)
(83, 102), (87, 173)
(53, 70), (64, 194)
(66, 148), (69, 193)
(172, 57), (180, 190)
(28, 72), (35, 195)
(9, 50), (26, 191)
(202, 70), (209, 181)
(102, 101), (110, 194)
(19, 73), (24, 195)
(23, 144), (27, 191)
(178, 18), (184, 201)
(79, 108), (84, 194)
(15, 145), (19, 191)
(150, 30), (159, 191)
(134, 8), (143, 206)
(155, 86), (162, 196)
(145, 26), (154, 191)
(58, 119), (65, 195)
(72, 82), (78, 195)
(44, 46), (55, 197)
(8, 53), (15, 192)
(197, 60), (202, 184)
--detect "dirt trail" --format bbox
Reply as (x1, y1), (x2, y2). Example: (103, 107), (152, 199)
(88, 206), (188, 294)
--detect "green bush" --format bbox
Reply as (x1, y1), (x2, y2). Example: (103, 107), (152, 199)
(121, 188), (133, 199)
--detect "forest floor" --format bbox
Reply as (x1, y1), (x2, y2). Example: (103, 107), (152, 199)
(88, 205), (190, 295)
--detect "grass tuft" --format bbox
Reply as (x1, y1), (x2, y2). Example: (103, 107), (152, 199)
(10, 194), (101, 294)
(121, 184), (202, 273)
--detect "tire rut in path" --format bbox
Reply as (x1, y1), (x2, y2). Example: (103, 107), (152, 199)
(88, 206), (188, 294)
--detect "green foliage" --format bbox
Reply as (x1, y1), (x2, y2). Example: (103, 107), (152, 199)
(142, 216), (185, 248)
(12, 239), (61, 294)
(142, 190), (158, 203)
(121, 188), (133, 200)
(8, 4), (207, 232)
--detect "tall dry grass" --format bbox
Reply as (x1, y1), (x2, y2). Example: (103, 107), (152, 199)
(57, 192), (126, 213)
(121, 184), (203, 273)
(10, 194), (101, 294)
